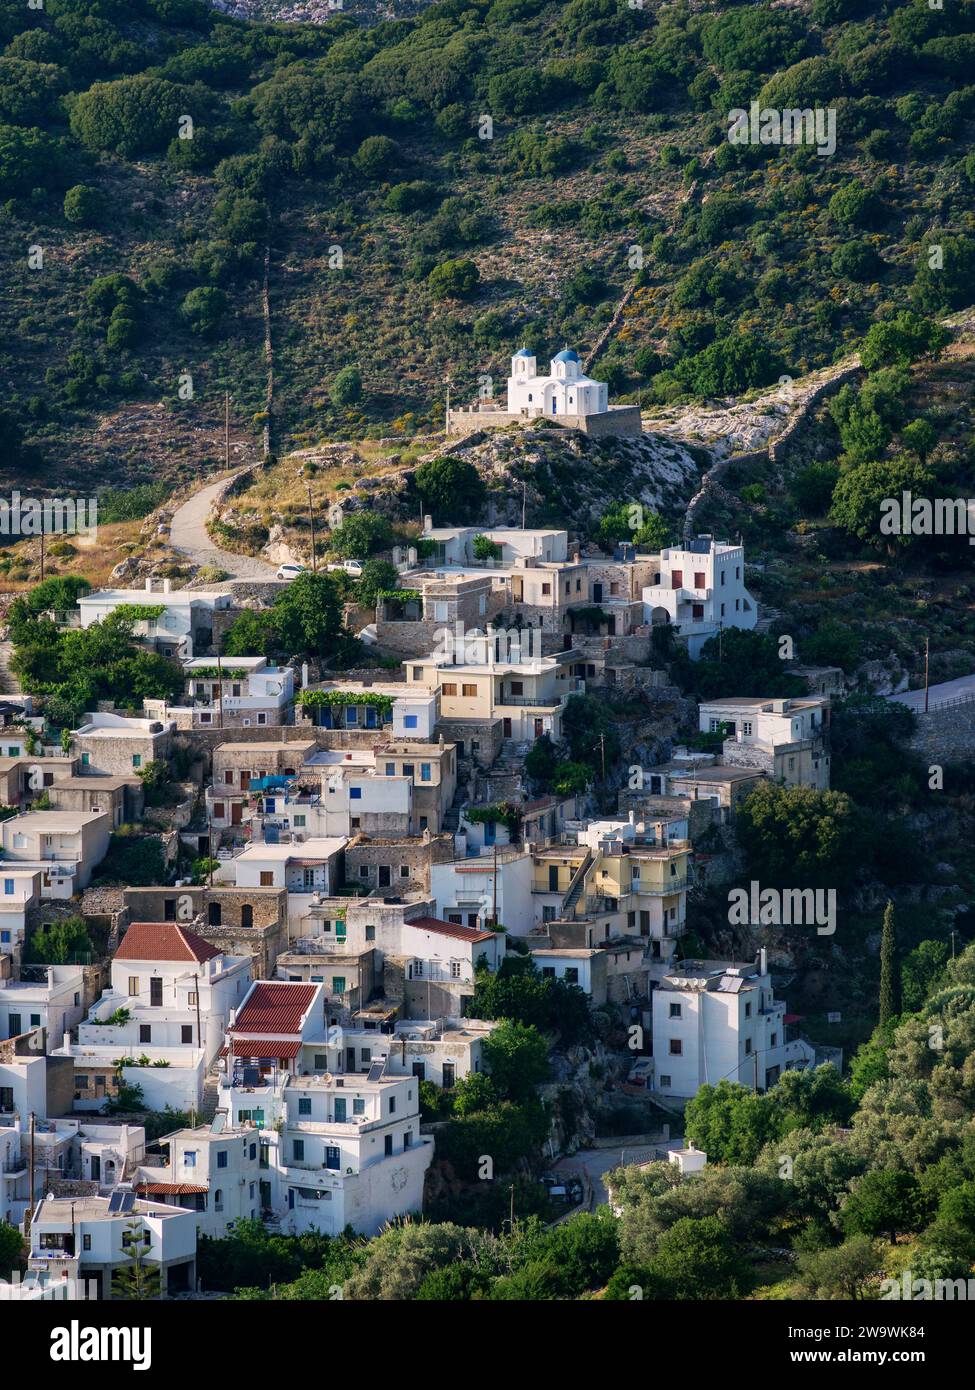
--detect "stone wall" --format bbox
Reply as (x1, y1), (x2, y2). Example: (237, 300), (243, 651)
(722, 741), (775, 774)
(345, 834), (454, 894)
(434, 716), (503, 768)
(907, 702), (975, 764)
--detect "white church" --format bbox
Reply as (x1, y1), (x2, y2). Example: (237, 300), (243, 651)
(446, 345), (642, 438)
(506, 348), (609, 418)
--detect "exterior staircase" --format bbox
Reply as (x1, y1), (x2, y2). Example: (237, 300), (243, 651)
(0, 641), (21, 695)
(198, 1069), (221, 1125)
(561, 849), (593, 918)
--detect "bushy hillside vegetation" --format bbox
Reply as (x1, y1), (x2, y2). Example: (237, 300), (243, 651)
(1, 0), (974, 486)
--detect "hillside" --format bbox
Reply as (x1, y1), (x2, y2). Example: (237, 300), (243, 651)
(1, 0), (975, 496)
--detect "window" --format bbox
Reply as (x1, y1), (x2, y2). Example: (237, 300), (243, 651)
(332, 977), (346, 995)
(694, 571), (705, 588)
(669, 1039), (682, 1056)
(402, 764), (414, 779)
(83, 1234), (91, 1251)
(3, 879), (12, 896)
(298, 1098), (311, 1115)
(385, 762), (396, 776)
(184, 1151), (197, 1168)
(400, 865), (410, 879)
(770, 1033), (777, 1047)
(314, 1054), (327, 1070)
(742, 721), (753, 736)
(744, 1038), (752, 1055)
(181, 1025), (193, 1044)
(404, 715), (418, 729)
(745, 1002), (752, 1018)
(292, 1140), (304, 1161)
(610, 581), (619, 596)
(128, 976), (140, 997)
(365, 925), (376, 941)
(353, 1097), (365, 1116)
(257, 712), (267, 725)
(249, 1144), (257, 1160)
(389, 1096), (396, 1114)
(541, 583), (551, 596)
(132, 755), (141, 769)
(293, 814), (306, 828)
(225, 771), (234, 784)
(30, 1013), (40, 1027)
(260, 871), (274, 886)
(0, 932), (8, 944)
(384, 1135), (393, 1156)
(214, 1190), (223, 1211)
(442, 682), (457, 696)
(139, 1024), (152, 1044)
(349, 787), (362, 800)
(450, 961), (461, 978)
(669, 1002), (681, 1018)
(565, 967), (579, 984)
(659, 1075), (671, 1088)
(462, 683), (477, 698)
(212, 802), (225, 818)
(359, 866), (369, 879)
(420, 763), (431, 782)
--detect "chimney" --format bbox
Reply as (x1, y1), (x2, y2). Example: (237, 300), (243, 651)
(301, 662), (309, 689)
(758, 947), (767, 975)
(423, 514), (432, 534)
(628, 809), (635, 826)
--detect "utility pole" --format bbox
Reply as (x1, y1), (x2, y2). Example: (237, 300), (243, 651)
(224, 391), (230, 471)
(25, 1111), (35, 1239)
(306, 483), (318, 573)
(917, 633), (929, 711)
(193, 972), (202, 1051)
(492, 841), (498, 926)
(215, 650), (224, 730)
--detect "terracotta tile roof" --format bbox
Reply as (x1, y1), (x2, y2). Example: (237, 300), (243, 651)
(407, 916), (495, 944)
(114, 922), (222, 965)
(232, 981), (318, 1035)
(135, 1182), (208, 1196)
(230, 1038), (302, 1058)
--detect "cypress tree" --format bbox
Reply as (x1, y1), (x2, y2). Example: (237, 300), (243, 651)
(879, 899), (901, 1025)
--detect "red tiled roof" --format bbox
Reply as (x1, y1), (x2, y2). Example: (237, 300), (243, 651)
(115, 922), (222, 965)
(230, 1038), (302, 1058)
(407, 916), (495, 944)
(135, 1182), (208, 1196)
(233, 981), (318, 1035)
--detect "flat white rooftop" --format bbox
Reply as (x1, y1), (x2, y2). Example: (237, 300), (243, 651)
(233, 838), (346, 861)
(3, 810), (107, 831)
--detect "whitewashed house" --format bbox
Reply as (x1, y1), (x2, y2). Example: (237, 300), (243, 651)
(77, 922), (253, 1066)
(643, 537), (756, 659)
(651, 953), (815, 1100)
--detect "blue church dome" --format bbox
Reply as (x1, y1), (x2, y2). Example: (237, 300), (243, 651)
(552, 349), (580, 363)
(513, 347), (533, 357)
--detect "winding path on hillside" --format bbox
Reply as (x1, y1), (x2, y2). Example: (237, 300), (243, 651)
(169, 470), (279, 580)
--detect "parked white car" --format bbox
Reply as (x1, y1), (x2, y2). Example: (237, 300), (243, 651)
(326, 560), (363, 577)
(276, 563), (306, 581)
